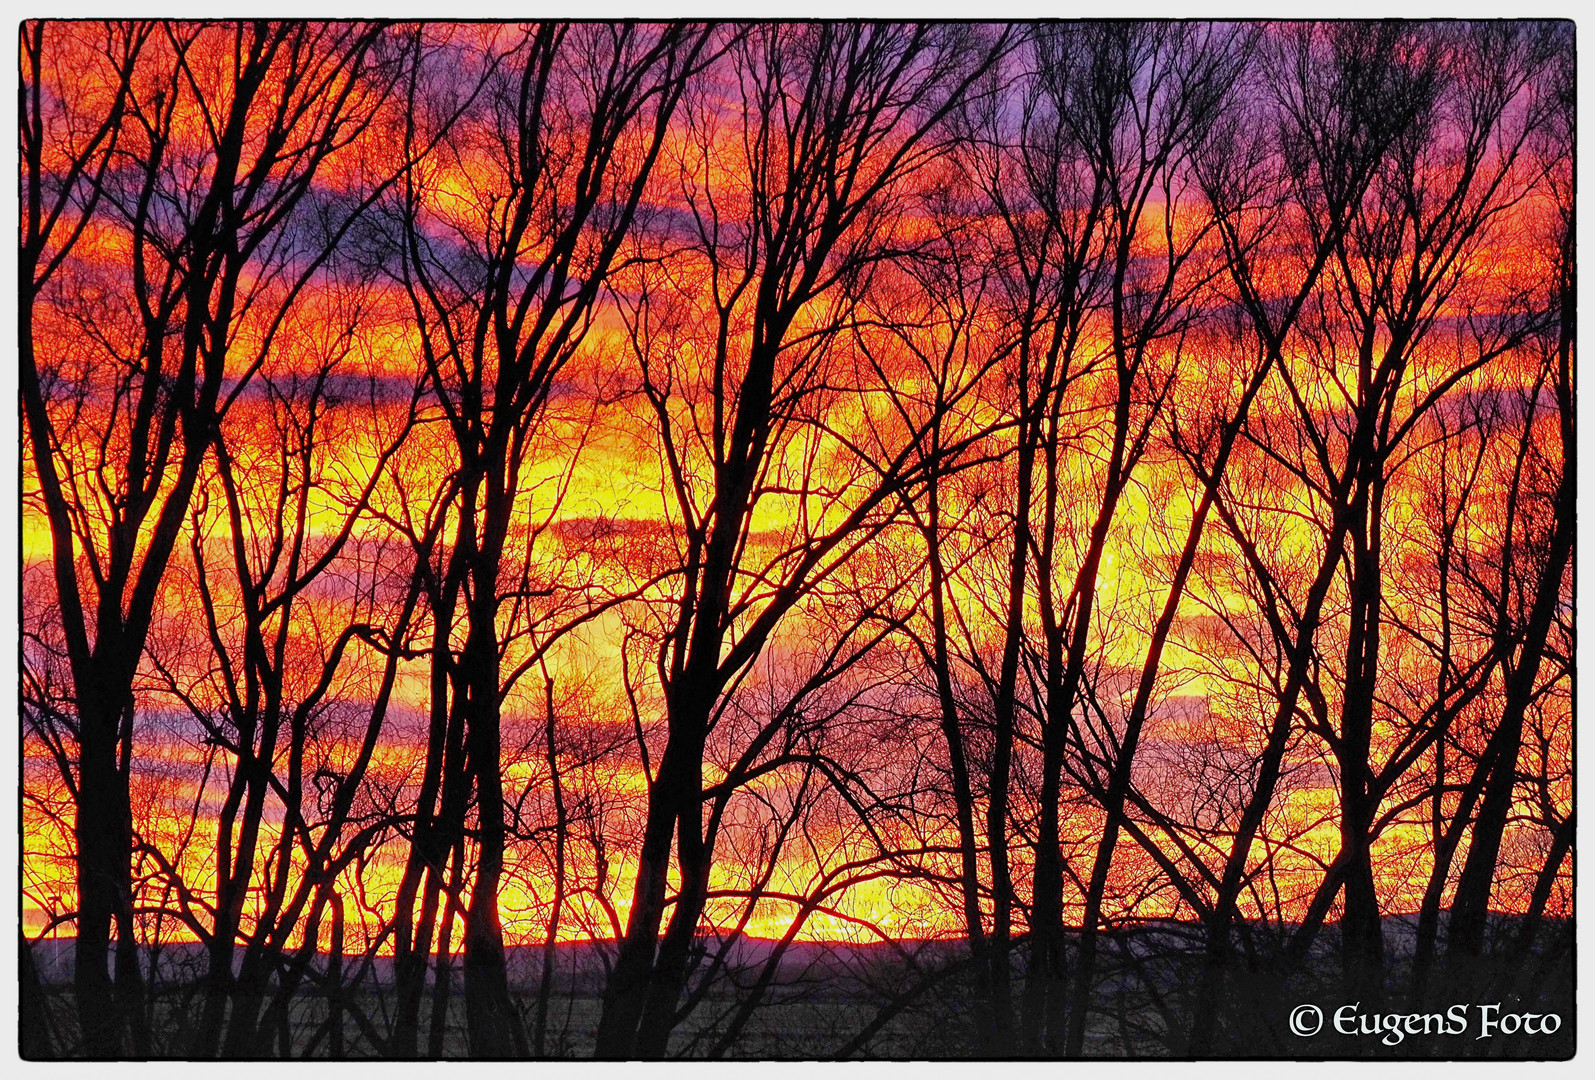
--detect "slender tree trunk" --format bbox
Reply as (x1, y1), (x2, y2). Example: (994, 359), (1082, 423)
(594, 740), (689, 1055)
(598, 650), (723, 1057)
(460, 611), (525, 1057)
(1031, 353), (1135, 1053)
(1447, 477), (1573, 962)
(391, 725), (447, 1050)
(1188, 479), (1361, 1053)
(534, 678), (569, 1057)
(986, 400), (1038, 1057)
(1064, 370), (1265, 1054)
(633, 795), (712, 1057)
(112, 865), (150, 1056)
(394, 575), (469, 1056)
(1511, 812), (1573, 958)
(1336, 471), (1385, 1006)
(427, 844), (461, 1059)
(1409, 753), (1492, 1001)
(924, 499), (995, 1049)
(328, 894), (345, 1059)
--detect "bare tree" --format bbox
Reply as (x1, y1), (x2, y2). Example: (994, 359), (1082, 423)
(21, 20), (396, 1054)
(1443, 23), (1574, 980)
(19, 19), (1573, 1061)
(1176, 22), (1559, 1047)
(146, 279), (428, 1054)
(594, 22), (1015, 1056)
(380, 21), (711, 1056)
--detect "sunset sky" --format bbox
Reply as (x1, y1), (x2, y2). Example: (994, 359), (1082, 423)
(19, 18), (1572, 1059)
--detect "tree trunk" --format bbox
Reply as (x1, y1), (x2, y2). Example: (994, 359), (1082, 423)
(923, 501), (995, 1050)
(1335, 471), (1385, 1006)
(460, 609), (525, 1057)
(73, 672), (136, 1057)
(328, 894), (345, 1059)
(594, 741), (689, 1055)
(534, 677), (570, 1057)
(1447, 476), (1572, 962)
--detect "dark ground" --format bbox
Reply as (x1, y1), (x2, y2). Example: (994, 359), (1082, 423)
(20, 914), (1574, 1059)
